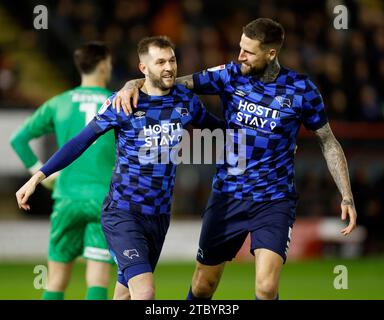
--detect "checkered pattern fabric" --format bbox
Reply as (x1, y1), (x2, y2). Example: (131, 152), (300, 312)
(193, 62), (328, 201)
(90, 85), (217, 215)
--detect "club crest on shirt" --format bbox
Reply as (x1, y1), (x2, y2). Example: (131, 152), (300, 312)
(175, 107), (189, 117)
(123, 249), (139, 259)
(275, 96), (291, 108)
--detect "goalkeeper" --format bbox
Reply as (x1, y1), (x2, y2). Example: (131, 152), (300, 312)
(10, 42), (115, 300)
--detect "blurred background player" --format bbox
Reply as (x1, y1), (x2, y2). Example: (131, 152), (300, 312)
(10, 42), (115, 300)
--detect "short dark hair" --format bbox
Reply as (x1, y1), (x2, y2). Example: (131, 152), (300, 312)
(137, 36), (175, 57)
(243, 18), (285, 50)
(74, 41), (110, 74)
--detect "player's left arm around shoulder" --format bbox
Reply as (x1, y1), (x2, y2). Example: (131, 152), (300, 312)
(314, 123), (357, 235)
(190, 95), (225, 131)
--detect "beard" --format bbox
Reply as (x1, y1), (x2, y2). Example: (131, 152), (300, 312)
(240, 61), (268, 76)
(148, 69), (176, 91)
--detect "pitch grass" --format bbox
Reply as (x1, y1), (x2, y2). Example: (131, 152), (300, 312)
(0, 256), (383, 300)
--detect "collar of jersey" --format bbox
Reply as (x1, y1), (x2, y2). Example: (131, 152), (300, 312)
(139, 87), (175, 98)
(137, 87), (178, 106)
(76, 85), (107, 91)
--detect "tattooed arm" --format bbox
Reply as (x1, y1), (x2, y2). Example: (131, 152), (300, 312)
(177, 59), (281, 88)
(112, 78), (145, 115)
(314, 123), (357, 235)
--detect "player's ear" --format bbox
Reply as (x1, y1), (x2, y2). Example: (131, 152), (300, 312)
(94, 60), (104, 74)
(138, 61), (147, 76)
(98, 59), (108, 74)
(267, 48), (277, 62)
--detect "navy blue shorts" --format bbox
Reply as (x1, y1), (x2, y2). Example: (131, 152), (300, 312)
(197, 192), (297, 265)
(101, 207), (170, 287)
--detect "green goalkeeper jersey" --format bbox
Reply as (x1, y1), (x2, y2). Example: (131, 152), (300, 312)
(10, 86), (115, 201)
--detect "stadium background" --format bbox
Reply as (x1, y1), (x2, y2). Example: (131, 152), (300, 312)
(0, 0), (383, 299)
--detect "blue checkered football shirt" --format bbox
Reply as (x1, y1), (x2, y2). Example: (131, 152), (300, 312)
(90, 85), (223, 215)
(193, 62), (328, 201)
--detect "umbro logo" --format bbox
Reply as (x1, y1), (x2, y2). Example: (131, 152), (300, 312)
(134, 111), (146, 118)
(234, 89), (247, 97)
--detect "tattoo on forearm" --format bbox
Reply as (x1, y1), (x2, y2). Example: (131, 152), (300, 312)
(176, 75), (194, 89)
(342, 199), (354, 206)
(125, 78), (144, 89)
(315, 123), (353, 201)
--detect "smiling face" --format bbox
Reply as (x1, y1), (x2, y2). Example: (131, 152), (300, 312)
(238, 33), (277, 76)
(139, 45), (177, 91)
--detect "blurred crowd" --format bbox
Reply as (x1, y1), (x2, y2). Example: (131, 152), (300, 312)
(1, 0), (384, 120)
